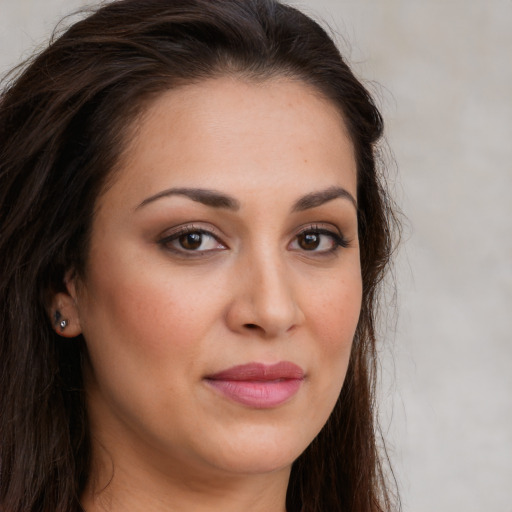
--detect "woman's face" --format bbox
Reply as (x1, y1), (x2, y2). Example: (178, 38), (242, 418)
(67, 77), (361, 482)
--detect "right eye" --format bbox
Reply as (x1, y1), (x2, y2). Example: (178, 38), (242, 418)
(159, 226), (227, 255)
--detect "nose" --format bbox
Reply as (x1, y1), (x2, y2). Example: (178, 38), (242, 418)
(225, 249), (305, 339)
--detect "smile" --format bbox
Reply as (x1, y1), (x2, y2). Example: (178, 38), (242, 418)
(205, 362), (305, 409)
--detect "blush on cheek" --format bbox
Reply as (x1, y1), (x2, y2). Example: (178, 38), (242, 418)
(315, 282), (361, 338)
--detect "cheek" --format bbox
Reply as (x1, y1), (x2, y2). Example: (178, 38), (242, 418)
(309, 272), (362, 348)
(305, 271), (362, 399)
(78, 250), (229, 391)
(77, 254), (233, 443)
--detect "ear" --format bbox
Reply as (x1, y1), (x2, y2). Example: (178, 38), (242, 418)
(48, 270), (82, 338)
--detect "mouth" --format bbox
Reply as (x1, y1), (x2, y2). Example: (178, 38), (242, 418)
(204, 361), (305, 409)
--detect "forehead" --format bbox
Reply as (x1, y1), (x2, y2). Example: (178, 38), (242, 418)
(104, 76), (357, 210)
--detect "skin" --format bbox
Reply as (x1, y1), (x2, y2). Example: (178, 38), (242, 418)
(54, 76), (362, 512)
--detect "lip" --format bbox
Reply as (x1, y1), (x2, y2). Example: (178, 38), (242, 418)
(205, 361), (305, 409)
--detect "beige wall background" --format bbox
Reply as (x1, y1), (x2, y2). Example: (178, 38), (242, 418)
(1, 0), (511, 510)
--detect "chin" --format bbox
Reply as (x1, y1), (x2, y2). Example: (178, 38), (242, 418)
(191, 422), (315, 476)
(209, 449), (298, 476)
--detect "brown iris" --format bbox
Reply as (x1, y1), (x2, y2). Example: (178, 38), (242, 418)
(298, 232), (320, 250)
(179, 232), (203, 250)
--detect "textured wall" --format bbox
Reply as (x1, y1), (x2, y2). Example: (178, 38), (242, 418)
(1, 1), (511, 510)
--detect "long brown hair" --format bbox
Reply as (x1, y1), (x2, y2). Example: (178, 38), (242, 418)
(0, 1), (399, 510)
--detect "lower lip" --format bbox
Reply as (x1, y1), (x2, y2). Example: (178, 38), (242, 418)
(205, 378), (303, 408)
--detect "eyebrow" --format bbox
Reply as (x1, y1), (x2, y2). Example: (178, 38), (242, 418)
(136, 187), (241, 211)
(292, 186), (357, 212)
(136, 185), (357, 212)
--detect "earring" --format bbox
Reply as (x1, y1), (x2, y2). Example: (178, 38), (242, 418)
(54, 310), (68, 331)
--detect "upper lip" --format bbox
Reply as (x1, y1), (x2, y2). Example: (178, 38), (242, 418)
(206, 361), (305, 381)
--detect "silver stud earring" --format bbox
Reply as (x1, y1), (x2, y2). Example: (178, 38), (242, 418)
(55, 310), (68, 331)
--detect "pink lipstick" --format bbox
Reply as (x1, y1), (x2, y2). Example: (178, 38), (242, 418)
(205, 361), (304, 409)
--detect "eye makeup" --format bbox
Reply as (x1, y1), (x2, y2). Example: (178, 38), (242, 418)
(157, 220), (350, 261)
(158, 223), (228, 257)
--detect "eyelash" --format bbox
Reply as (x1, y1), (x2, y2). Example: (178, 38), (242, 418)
(293, 226), (349, 254)
(158, 225), (225, 256)
(158, 224), (348, 257)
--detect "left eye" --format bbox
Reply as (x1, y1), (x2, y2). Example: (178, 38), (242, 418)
(161, 229), (225, 253)
(289, 229), (345, 253)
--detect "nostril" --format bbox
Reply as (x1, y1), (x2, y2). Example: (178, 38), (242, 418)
(244, 323), (259, 330)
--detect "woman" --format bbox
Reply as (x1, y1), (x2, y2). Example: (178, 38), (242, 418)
(0, 0), (398, 511)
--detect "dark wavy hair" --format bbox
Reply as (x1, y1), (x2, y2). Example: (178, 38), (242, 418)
(0, 1), (399, 510)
